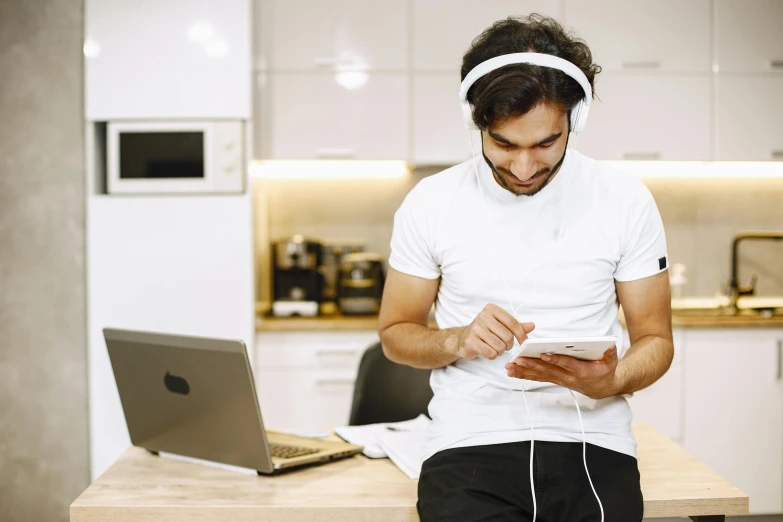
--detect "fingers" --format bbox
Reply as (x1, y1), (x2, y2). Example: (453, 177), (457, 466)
(463, 304), (538, 361)
(520, 321), (536, 334)
(506, 365), (564, 387)
(486, 304), (535, 345)
(538, 352), (577, 372)
(462, 324), (503, 360)
(510, 357), (570, 380)
(475, 325), (507, 357)
(485, 317), (515, 351)
(600, 345), (618, 363)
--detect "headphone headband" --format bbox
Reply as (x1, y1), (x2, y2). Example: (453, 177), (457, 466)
(459, 52), (592, 133)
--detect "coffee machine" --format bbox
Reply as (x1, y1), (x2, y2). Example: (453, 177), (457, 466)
(320, 241), (365, 304)
(338, 252), (385, 315)
(272, 235), (323, 317)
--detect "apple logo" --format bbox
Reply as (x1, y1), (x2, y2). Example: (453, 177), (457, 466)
(164, 372), (190, 395)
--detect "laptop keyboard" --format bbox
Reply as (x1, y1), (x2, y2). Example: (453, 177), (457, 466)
(269, 443), (320, 459)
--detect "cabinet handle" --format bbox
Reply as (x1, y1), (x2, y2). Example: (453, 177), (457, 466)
(314, 57), (338, 67)
(316, 349), (358, 357)
(622, 151), (661, 160)
(621, 60), (661, 69)
(772, 151), (783, 160)
(314, 147), (356, 158)
(771, 60), (783, 69)
(315, 378), (355, 386)
(777, 340), (782, 381)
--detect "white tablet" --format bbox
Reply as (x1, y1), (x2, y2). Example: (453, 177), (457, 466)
(508, 336), (617, 362)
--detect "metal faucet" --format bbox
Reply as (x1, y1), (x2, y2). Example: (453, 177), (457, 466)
(728, 231), (783, 310)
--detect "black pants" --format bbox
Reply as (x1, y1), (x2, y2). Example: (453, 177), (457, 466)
(418, 441), (643, 522)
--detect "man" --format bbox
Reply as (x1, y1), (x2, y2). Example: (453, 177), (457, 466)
(378, 14), (673, 522)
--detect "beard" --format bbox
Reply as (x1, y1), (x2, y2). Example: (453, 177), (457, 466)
(481, 136), (570, 197)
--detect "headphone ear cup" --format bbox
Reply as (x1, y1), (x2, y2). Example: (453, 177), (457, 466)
(462, 101), (478, 130)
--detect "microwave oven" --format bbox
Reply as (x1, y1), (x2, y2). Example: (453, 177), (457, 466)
(106, 120), (245, 194)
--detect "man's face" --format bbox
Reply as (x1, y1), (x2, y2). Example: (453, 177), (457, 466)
(481, 103), (570, 197)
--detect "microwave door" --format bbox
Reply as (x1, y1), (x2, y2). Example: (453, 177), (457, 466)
(124, 131), (204, 178)
(107, 127), (212, 194)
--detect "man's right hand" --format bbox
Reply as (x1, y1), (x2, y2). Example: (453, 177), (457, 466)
(453, 304), (535, 361)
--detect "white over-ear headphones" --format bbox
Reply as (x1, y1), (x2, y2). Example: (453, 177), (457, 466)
(459, 52), (593, 133)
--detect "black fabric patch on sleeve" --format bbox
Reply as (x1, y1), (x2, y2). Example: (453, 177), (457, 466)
(658, 256), (668, 270)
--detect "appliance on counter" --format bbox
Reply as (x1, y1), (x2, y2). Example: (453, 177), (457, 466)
(106, 120), (245, 194)
(320, 242), (365, 304)
(338, 253), (385, 315)
(272, 235), (323, 317)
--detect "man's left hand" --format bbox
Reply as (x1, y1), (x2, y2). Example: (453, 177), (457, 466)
(504, 346), (622, 400)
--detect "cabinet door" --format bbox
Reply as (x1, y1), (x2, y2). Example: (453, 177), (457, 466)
(564, 0), (711, 72)
(412, 0), (561, 72)
(716, 76), (783, 161)
(86, 0), (251, 119)
(256, 371), (356, 430)
(683, 329), (783, 515)
(412, 74), (481, 165)
(265, 0), (408, 71)
(628, 330), (683, 443)
(574, 74), (711, 160)
(268, 74), (409, 160)
(716, 0), (783, 73)
(255, 331), (379, 369)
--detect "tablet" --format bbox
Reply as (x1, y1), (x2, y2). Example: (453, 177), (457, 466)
(508, 336), (617, 362)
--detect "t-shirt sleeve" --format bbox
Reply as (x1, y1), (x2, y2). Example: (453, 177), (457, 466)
(613, 184), (669, 282)
(388, 185), (441, 280)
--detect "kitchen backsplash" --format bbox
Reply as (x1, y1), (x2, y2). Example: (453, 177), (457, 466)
(254, 166), (783, 302)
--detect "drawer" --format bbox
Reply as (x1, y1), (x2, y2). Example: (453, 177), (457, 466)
(255, 331), (380, 369)
(255, 370), (356, 430)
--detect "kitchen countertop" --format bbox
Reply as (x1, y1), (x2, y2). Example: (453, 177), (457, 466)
(669, 312), (783, 328)
(256, 310), (783, 332)
(256, 313), (381, 332)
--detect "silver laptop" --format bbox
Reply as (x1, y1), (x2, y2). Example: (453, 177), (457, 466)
(104, 327), (363, 474)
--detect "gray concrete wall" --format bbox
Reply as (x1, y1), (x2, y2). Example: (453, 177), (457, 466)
(0, 0), (89, 520)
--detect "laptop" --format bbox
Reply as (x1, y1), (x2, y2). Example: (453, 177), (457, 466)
(104, 327), (363, 474)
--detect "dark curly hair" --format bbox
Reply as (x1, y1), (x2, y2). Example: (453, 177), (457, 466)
(461, 14), (601, 130)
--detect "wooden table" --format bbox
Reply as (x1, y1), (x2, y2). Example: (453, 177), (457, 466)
(71, 424), (748, 521)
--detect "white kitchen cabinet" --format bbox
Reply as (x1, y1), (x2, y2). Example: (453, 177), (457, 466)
(628, 329), (684, 443)
(87, 195), (256, 479)
(412, 74), (481, 165)
(715, 76), (783, 161)
(85, 0), (251, 119)
(267, 73), (409, 160)
(564, 0), (711, 72)
(574, 74), (711, 160)
(715, 0), (783, 73)
(683, 328), (783, 515)
(255, 331), (379, 430)
(255, 370), (358, 430)
(255, 331), (378, 369)
(263, 0), (408, 71)
(412, 0), (562, 72)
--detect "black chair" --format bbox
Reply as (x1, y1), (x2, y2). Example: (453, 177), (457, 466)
(348, 342), (433, 426)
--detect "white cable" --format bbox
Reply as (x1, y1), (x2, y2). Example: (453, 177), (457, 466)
(469, 134), (518, 316)
(520, 382), (537, 521)
(469, 132), (538, 521)
(569, 389), (605, 522)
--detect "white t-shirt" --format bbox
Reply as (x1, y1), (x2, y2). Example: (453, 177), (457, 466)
(388, 148), (668, 461)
